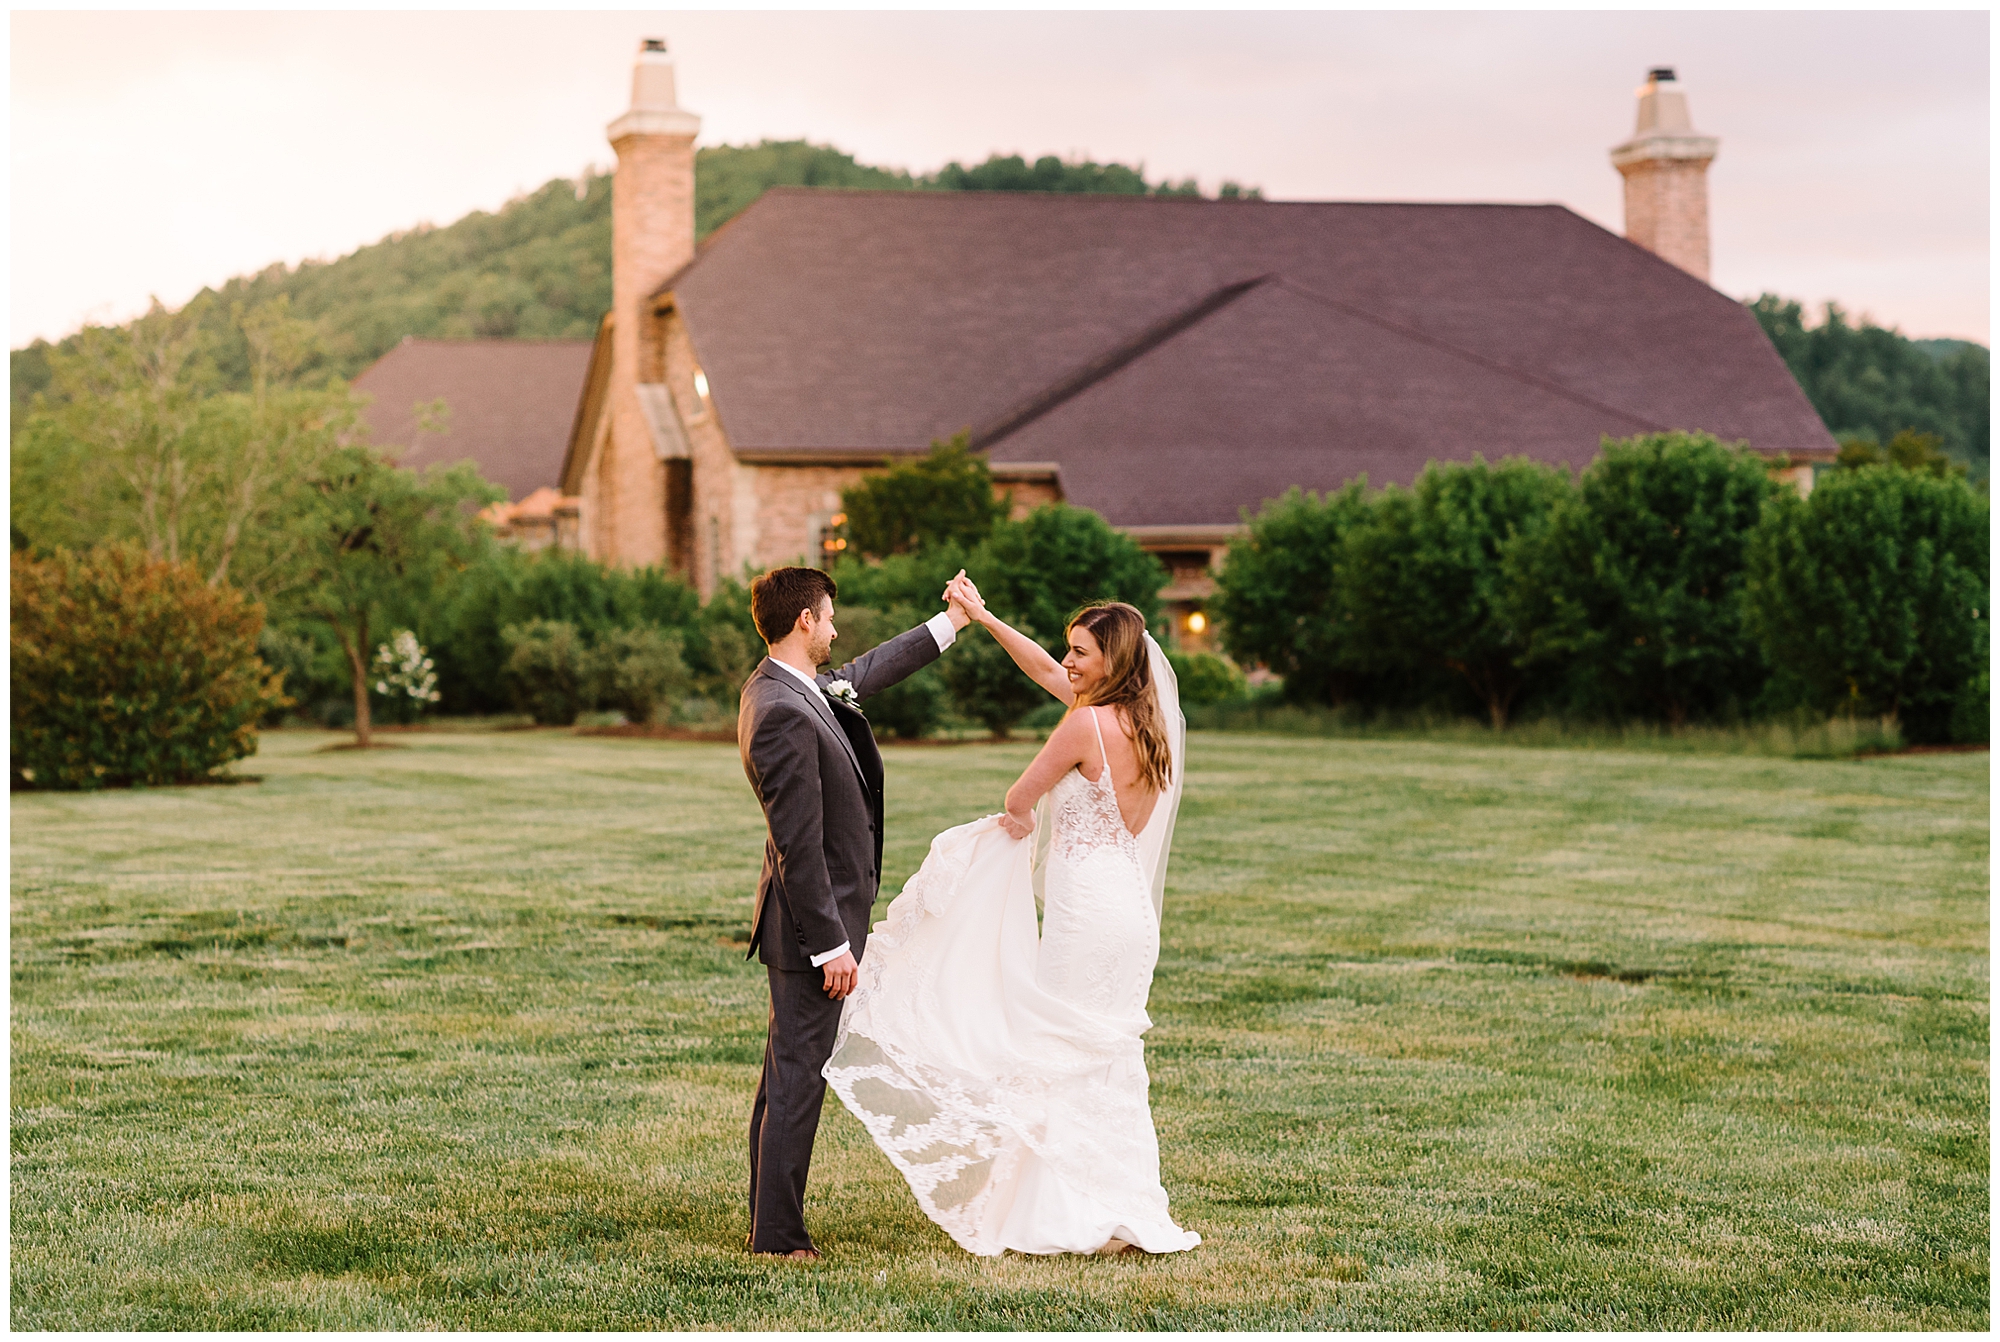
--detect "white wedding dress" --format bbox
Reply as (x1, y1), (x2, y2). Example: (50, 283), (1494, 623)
(824, 643), (1199, 1257)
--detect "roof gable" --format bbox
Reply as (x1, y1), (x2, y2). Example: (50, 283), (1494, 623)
(353, 338), (594, 500)
(665, 189), (1833, 514)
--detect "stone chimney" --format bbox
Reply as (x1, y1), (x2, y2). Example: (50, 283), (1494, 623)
(1610, 68), (1719, 282)
(599, 37), (700, 565)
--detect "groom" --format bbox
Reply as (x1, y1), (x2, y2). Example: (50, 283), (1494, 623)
(738, 564), (972, 1259)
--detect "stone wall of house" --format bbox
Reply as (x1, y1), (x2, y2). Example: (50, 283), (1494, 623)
(1000, 479), (1062, 517)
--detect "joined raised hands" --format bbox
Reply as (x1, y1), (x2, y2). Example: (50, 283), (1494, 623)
(943, 571), (990, 624)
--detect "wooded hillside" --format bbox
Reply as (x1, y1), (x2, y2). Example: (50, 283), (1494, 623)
(9, 143), (1254, 421)
(11, 142), (1985, 476)
(1748, 295), (1989, 477)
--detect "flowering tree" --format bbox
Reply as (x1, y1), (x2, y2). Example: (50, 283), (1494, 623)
(372, 630), (442, 721)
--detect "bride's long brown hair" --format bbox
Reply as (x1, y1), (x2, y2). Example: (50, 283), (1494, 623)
(1068, 602), (1172, 792)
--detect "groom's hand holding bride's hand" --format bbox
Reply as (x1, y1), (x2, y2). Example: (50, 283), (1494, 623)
(944, 572), (990, 626)
(821, 949), (859, 1001)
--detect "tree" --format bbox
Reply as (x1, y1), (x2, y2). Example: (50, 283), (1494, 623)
(1345, 458), (1570, 729)
(1748, 295), (1989, 473)
(590, 626), (691, 726)
(1507, 433), (1775, 726)
(11, 298), (356, 597)
(970, 504), (1165, 643)
(942, 504), (1165, 736)
(1835, 428), (1967, 479)
(1211, 484), (1375, 706)
(1743, 466), (1987, 744)
(839, 433), (1006, 558)
(826, 604), (948, 740)
(283, 448), (502, 746)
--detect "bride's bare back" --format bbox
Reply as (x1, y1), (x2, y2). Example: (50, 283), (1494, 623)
(1077, 706), (1159, 838)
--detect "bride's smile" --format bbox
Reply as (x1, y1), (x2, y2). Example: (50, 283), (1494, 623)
(1061, 628), (1107, 694)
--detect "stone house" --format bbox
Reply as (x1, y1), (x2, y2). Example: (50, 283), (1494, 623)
(359, 45), (1837, 643)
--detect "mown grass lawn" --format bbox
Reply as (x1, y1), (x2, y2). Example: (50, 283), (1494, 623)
(11, 728), (1988, 1329)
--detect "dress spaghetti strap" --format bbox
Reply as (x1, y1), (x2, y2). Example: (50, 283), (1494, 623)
(1086, 706), (1118, 808)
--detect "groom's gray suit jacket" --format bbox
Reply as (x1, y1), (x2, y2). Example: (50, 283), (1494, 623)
(738, 625), (941, 970)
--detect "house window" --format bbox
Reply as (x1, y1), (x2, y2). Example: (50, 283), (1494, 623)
(815, 512), (849, 568)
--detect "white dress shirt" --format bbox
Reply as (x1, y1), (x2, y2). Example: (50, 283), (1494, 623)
(770, 611), (959, 967)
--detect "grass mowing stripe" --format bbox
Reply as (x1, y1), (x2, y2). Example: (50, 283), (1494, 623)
(11, 728), (1987, 1328)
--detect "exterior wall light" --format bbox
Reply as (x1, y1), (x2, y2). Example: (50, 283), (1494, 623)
(1186, 611), (1208, 635)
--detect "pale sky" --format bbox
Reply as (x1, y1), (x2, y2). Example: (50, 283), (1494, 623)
(9, 8), (1991, 349)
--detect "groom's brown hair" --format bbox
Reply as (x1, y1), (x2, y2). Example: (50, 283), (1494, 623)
(751, 566), (838, 644)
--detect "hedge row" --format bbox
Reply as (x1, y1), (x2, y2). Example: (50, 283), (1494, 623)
(1212, 432), (1988, 743)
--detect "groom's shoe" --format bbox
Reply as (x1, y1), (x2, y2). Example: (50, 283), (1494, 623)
(754, 1247), (821, 1262)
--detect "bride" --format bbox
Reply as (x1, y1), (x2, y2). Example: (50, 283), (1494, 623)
(822, 584), (1201, 1257)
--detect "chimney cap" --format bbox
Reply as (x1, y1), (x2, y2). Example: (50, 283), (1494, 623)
(1647, 66), (1677, 82)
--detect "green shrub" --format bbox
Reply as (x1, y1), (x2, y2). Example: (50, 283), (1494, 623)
(969, 504), (1165, 639)
(934, 504), (1166, 736)
(590, 626), (689, 726)
(11, 546), (287, 789)
(1743, 465), (1988, 744)
(430, 548), (700, 713)
(1168, 650), (1248, 706)
(1346, 457), (1570, 728)
(941, 620), (1053, 739)
(1508, 433), (1775, 726)
(831, 605), (947, 739)
(1211, 484), (1375, 706)
(256, 624), (340, 725)
(499, 620), (591, 726)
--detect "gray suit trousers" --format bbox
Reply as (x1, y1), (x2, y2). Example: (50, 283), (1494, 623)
(747, 965), (843, 1254)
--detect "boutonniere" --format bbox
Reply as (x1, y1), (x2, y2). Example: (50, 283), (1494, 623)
(825, 679), (861, 709)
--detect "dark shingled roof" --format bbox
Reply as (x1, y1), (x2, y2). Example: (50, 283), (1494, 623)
(666, 189), (1834, 528)
(353, 338), (593, 501)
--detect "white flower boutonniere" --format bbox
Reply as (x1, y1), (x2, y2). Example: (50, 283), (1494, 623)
(825, 679), (861, 709)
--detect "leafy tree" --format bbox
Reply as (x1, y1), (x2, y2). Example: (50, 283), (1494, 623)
(1743, 466), (1988, 744)
(1748, 295), (1989, 473)
(1506, 434), (1776, 726)
(696, 140), (916, 238)
(825, 604), (948, 740)
(1835, 428), (1967, 479)
(1344, 458), (1569, 729)
(12, 298), (357, 597)
(839, 433), (1006, 558)
(926, 152), (1259, 201)
(826, 545), (970, 615)
(282, 448), (502, 746)
(11, 546), (286, 789)
(942, 624), (1053, 739)
(969, 504), (1164, 641)
(943, 504), (1165, 736)
(1210, 484), (1374, 706)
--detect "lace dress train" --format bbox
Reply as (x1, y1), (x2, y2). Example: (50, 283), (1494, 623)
(823, 713), (1199, 1257)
